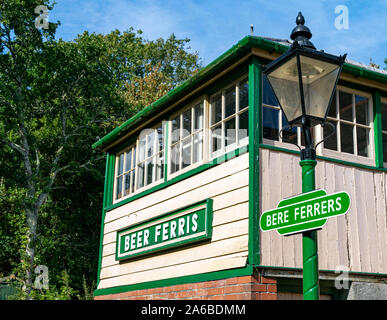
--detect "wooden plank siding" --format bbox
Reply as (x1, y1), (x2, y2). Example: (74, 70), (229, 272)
(97, 153), (250, 290)
(259, 148), (387, 274)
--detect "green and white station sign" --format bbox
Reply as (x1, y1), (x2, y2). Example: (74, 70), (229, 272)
(260, 190), (351, 236)
(116, 199), (213, 261)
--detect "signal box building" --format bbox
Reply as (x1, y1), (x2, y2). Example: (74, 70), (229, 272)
(93, 36), (387, 300)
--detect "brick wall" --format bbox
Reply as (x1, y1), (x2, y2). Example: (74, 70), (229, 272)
(95, 274), (277, 300)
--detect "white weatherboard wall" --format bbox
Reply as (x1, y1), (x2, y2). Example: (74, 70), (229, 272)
(260, 148), (387, 274)
(98, 153), (249, 290)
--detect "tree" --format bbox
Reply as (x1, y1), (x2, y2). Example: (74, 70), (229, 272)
(0, 1), (201, 298)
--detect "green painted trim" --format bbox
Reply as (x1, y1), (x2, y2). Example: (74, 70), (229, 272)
(248, 56), (262, 266)
(164, 120), (169, 181)
(104, 145), (248, 212)
(94, 265), (254, 296)
(96, 153), (115, 286)
(259, 143), (387, 173)
(115, 199), (213, 261)
(373, 90), (383, 168)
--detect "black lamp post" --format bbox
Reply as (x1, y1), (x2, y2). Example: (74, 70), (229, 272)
(263, 12), (346, 300)
(264, 12), (346, 160)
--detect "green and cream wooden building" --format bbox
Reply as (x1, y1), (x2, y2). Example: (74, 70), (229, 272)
(93, 36), (387, 300)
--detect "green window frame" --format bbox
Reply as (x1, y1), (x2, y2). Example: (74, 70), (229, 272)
(209, 77), (249, 159)
(381, 97), (387, 166)
(114, 123), (165, 202)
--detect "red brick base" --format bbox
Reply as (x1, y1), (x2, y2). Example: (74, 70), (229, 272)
(95, 274), (277, 300)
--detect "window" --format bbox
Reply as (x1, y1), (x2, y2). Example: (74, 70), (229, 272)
(170, 101), (204, 174)
(323, 89), (372, 158)
(262, 79), (373, 162)
(209, 78), (249, 158)
(115, 145), (136, 200)
(381, 99), (387, 165)
(115, 124), (164, 201)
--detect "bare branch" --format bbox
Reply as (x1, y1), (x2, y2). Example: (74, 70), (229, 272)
(0, 137), (26, 156)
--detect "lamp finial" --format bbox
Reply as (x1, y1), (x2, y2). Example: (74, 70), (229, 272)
(290, 12), (315, 49)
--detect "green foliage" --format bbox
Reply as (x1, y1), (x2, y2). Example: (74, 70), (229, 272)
(0, 0), (201, 300)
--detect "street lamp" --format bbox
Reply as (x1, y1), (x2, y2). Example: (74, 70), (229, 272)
(263, 12), (346, 300)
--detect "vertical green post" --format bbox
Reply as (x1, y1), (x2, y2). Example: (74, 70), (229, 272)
(96, 153), (115, 288)
(373, 90), (383, 168)
(300, 159), (319, 300)
(248, 56), (262, 266)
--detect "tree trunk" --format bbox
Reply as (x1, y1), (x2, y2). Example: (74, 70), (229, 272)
(25, 207), (38, 299)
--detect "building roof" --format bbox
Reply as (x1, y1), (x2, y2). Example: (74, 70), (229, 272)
(92, 36), (387, 151)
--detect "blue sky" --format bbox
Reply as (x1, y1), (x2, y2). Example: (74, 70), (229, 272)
(49, 0), (387, 68)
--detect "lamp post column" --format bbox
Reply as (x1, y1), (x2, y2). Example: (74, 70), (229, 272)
(300, 137), (319, 300)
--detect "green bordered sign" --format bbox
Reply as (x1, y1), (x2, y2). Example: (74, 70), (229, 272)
(260, 190), (351, 236)
(116, 199), (213, 261)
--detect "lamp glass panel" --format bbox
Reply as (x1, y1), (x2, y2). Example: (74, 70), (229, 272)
(266, 56), (302, 123)
(300, 55), (340, 120)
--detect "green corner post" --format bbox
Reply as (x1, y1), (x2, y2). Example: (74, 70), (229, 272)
(300, 158), (319, 300)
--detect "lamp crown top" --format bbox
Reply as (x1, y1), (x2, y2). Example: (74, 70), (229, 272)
(290, 12), (316, 49)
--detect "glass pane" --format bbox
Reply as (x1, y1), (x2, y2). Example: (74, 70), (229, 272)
(156, 152), (164, 181)
(383, 133), (387, 164)
(239, 80), (248, 110)
(355, 95), (369, 125)
(239, 110), (249, 143)
(211, 125), (222, 154)
(194, 103), (204, 131)
(382, 102), (387, 131)
(339, 91), (353, 122)
(182, 109), (192, 138)
(225, 87), (236, 118)
(266, 56), (302, 123)
(136, 162), (145, 189)
(138, 136), (146, 162)
(340, 123), (354, 154)
(225, 117), (236, 148)
(124, 173), (131, 196)
(357, 126), (369, 157)
(299, 55), (340, 120)
(263, 75), (279, 106)
(125, 150), (132, 171)
(327, 91), (337, 118)
(171, 115), (180, 144)
(116, 176), (122, 199)
(147, 131), (155, 157)
(132, 147), (136, 167)
(170, 143), (180, 173)
(146, 158), (154, 185)
(211, 94), (222, 125)
(157, 126), (164, 152)
(193, 131), (203, 163)
(281, 114), (297, 145)
(263, 107), (279, 141)
(131, 170), (135, 193)
(182, 137), (191, 169)
(323, 121), (337, 151)
(117, 153), (124, 175)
